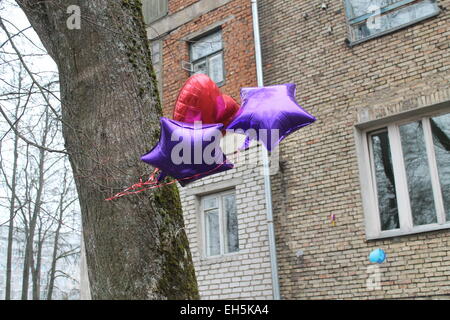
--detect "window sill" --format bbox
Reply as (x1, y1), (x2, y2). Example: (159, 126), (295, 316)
(346, 9), (441, 48)
(367, 223), (450, 241)
(200, 250), (246, 265)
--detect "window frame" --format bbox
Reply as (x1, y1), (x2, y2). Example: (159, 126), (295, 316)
(344, 0), (441, 46)
(142, 0), (168, 25)
(150, 40), (163, 98)
(189, 29), (225, 87)
(356, 105), (450, 240)
(200, 189), (239, 258)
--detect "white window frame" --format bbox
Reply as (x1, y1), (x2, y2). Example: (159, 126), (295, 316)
(355, 105), (450, 240)
(200, 190), (239, 258)
(189, 30), (225, 86)
(344, 0), (441, 46)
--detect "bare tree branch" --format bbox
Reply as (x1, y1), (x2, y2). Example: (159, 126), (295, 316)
(0, 103), (67, 154)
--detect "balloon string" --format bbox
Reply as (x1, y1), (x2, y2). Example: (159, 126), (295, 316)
(105, 168), (160, 201)
(104, 150), (240, 201)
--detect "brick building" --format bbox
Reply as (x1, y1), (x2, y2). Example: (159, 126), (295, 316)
(139, 0), (450, 300)
(259, 0), (450, 299)
(77, 0), (450, 300)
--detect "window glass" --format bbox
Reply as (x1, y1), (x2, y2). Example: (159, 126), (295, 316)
(142, 0), (168, 25)
(190, 31), (224, 85)
(431, 114), (450, 220)
(208, 53), (224, 84)
(389, 0), (437, 27)
(191, 32), (222, 61)
(347, 0), (392, 18)
(205, 209), (220, 256)
(413, 0), (439, 16)
(346, 0), (439, 43)
(400, 121), (437, 226)
(204, 197), (218, 210)
(371, 131), (400, 230)
(193, 60), (207, 75)
(152, 41), (160, 64)
(203, 192), (238, 257)
(223, 194), (239, 253)
(150, 40), (163, 95)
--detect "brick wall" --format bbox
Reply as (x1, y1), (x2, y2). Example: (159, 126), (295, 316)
(179, 142), (274, 300)
(259, 0), (450, 299)
(157, 0), (257, 117)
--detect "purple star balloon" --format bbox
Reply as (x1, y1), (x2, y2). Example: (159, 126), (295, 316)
(141, 118), (233, 187)
(226, 84), (316, 151)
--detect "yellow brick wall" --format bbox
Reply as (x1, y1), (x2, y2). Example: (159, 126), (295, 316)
(259, 0), (450, 299)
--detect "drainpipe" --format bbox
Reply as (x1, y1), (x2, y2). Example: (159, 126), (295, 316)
(251, 0), (281, 300)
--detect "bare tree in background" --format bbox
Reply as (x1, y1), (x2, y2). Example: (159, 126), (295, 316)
(47, 165), (78, 300)
(20, 104), (51, 299)
(3, 0), (199, 299)
(31, 210), (50, 300)
(1, 3), (81, 299)
(1, 66), (23, 300)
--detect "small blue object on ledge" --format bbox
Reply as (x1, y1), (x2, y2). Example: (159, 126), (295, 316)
(369, 248), (386, 264)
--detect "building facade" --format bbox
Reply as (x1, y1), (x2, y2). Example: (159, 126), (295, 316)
(79, 0), (450, 300)
(260, 0), (450, 299)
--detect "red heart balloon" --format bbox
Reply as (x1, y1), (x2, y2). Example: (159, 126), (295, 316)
(173, 74), (221, 124)
(173, 74), (240, 129)
(218, 94), (240, 128)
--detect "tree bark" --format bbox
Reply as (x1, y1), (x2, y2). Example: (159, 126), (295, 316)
(16, 0), (198, 299)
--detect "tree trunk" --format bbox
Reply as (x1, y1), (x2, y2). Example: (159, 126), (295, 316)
(16, 0), (198, 299)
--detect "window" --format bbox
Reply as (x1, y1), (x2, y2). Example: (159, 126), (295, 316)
(190, 30), (225, 85)
(150, 40), (163, 96)
(142, 0), (168, 25)
(344, 0), (440, 44)
(358, 110), (450, 239)
(202, 191), (239, 257)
